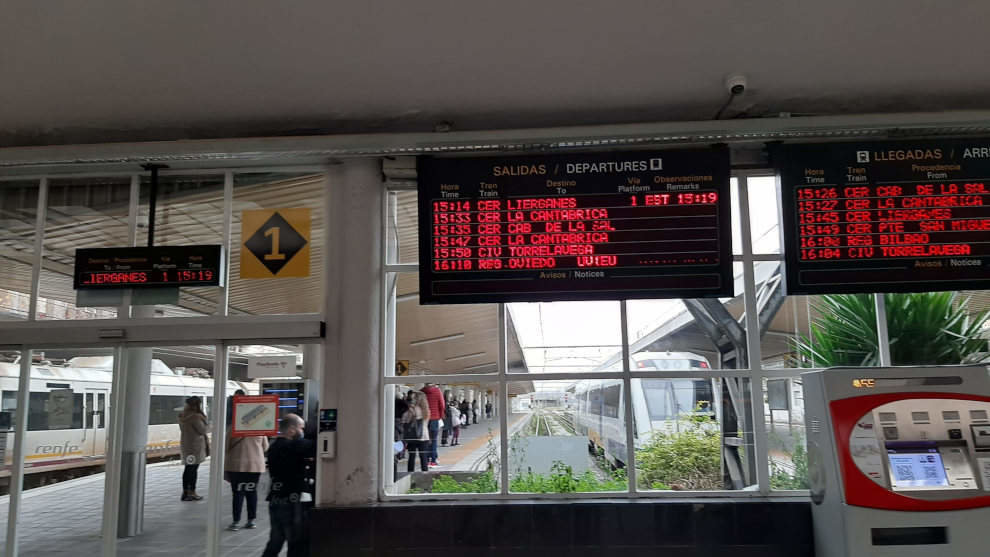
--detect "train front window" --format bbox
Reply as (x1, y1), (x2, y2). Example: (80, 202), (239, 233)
(643, 379), (712, 421)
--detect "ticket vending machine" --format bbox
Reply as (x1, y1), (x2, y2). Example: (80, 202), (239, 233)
(804, 366), (990, 556)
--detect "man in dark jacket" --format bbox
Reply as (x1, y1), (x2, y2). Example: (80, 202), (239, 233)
(262, 413), (315, 557)
(421, 383), (445, 466)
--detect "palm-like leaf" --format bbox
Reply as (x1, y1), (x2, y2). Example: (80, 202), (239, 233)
(792, 292), (989, 368)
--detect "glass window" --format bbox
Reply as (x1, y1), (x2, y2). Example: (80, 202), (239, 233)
(381, 167), (839, 498)
(139, 174), (224, 317)
(507, 301), (622, 374)
(26, 391), (84, 431)
(384, 382), (499, 495)
(230, 173), (325, 315)
(0, 180), (38, 321)
(39, 177), (131, 320)
(393, 272), (499, 376)
(149, 395), (186, 426)
(746, 175), (781, 254)
(386, 190), (418, 265)
(509, 380), (627, 494)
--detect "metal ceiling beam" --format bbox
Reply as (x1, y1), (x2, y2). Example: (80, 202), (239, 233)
(5, 110), (990, 174)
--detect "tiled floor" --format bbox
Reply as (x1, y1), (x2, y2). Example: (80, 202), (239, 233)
(0, 461), (282, 556)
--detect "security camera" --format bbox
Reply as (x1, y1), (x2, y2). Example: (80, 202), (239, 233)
(725, 75), (747, 95)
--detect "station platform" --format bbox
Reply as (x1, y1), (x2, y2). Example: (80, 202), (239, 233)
(0, 460), (281, 557)
(415, 412), (528, 473)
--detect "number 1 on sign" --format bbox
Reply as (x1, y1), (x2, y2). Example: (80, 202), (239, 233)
(264, 227), (286, 261)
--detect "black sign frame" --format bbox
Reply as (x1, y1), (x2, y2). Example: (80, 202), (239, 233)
(417, 147), (732, 304)
(73, 245), (225, 289)
(774, 139), (990, 295)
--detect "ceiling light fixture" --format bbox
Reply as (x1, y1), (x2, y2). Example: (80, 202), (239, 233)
(462, 361), (497, 371)
(409, 333), (465, 347)
(445, 352), (486, 362)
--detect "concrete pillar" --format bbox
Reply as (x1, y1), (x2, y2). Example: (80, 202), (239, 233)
(319, 159), (382, 506)
(118, 306), (154, 537)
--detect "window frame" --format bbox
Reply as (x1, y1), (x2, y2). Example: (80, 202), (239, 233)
(381, 170), (842, 500)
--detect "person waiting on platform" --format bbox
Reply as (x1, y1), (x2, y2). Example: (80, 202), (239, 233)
(441, 389), (454, 446)
(485, 400), (493, 420)
(262, 413), (315, 557)
(459, 398), (471, 429)
(401, 391), (431, 472)
(225, 425), (268, 530)
(421, 382), (445, 466)
(178, 396), (209, 501)
(448, 398), (462, 446)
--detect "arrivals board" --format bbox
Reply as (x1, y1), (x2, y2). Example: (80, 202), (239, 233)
(417, 147), (732, 304)
(774, 139), (990, 295)
(73, 245), (224, 289)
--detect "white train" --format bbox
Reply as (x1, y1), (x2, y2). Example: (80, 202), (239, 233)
(570, 351), (719, 467)
(0, 356), (256, 481)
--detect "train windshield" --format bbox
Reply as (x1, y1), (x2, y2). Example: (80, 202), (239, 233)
(642, 379), (713, 421)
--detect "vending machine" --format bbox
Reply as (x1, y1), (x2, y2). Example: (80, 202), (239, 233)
(804, 366), (990, 556)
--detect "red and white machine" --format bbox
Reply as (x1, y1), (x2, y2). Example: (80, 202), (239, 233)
(804, 366), (990, 556)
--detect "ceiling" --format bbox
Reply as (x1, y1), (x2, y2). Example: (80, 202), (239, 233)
(3, 2), (990, 147)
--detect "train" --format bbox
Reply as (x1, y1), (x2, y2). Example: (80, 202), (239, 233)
(0, 355), (257, 486)
(570, 351), (720, 467)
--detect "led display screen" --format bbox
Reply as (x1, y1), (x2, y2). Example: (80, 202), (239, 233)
(887, 448), (949, 490)
(418, 147), (732, 304)
(73, 245), (224, 289)
(774, 139), (990, 294)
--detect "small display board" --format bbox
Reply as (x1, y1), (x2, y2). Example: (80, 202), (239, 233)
(231, 394), (279, 437)
(241, 209), (311, 279)
(775, 139), (990, 294)
(418, 147), (732, 304)
(74, 245), (224, 289)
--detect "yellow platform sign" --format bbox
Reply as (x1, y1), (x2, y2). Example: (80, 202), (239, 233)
(241, 208), (311, 278)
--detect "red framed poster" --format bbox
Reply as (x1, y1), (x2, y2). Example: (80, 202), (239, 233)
(231, 394), (279, 437)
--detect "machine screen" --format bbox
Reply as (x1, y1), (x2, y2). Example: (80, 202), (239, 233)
(887, 449), (949, 489)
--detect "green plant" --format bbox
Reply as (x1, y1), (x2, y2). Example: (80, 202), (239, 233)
(635, 411), (722, 490)
(769, 436), (809, 490)
(509, 461), (627, 493)
(793, 292), (990, 367)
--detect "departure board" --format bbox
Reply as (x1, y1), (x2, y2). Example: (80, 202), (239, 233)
(417, 147), (732, 304)
(775, 139), (990, 295)
(74, 245), (224, 289)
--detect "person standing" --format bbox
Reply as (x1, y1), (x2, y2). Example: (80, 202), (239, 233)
(262, 413), (315, 557)
(449, 401), (462, 446)
(225, 427), (268, 530)
(401, 391), (431, 472)
(178, 396), (209, 501)
(472, 399), (480, 425)
(459, 398), (471, 429)
(421, 383), (445, 467)
(441, 389), (453, 446)
(485, 400), (493, 420)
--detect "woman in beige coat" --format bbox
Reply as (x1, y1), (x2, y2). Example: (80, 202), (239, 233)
(224, 428), (269, 530)
(179, 397), (209, 501)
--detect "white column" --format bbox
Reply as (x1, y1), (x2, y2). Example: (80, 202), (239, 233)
(320, 158), (383, 505)
(117, 308), (154, 537)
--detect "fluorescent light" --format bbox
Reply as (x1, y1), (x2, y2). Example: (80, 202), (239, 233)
(409, 333), (464, 347)
(445, 352), (486, 362)
(462, 361), (497, 371)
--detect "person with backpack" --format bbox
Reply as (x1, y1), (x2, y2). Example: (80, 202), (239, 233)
(401, 391), (431, 472)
